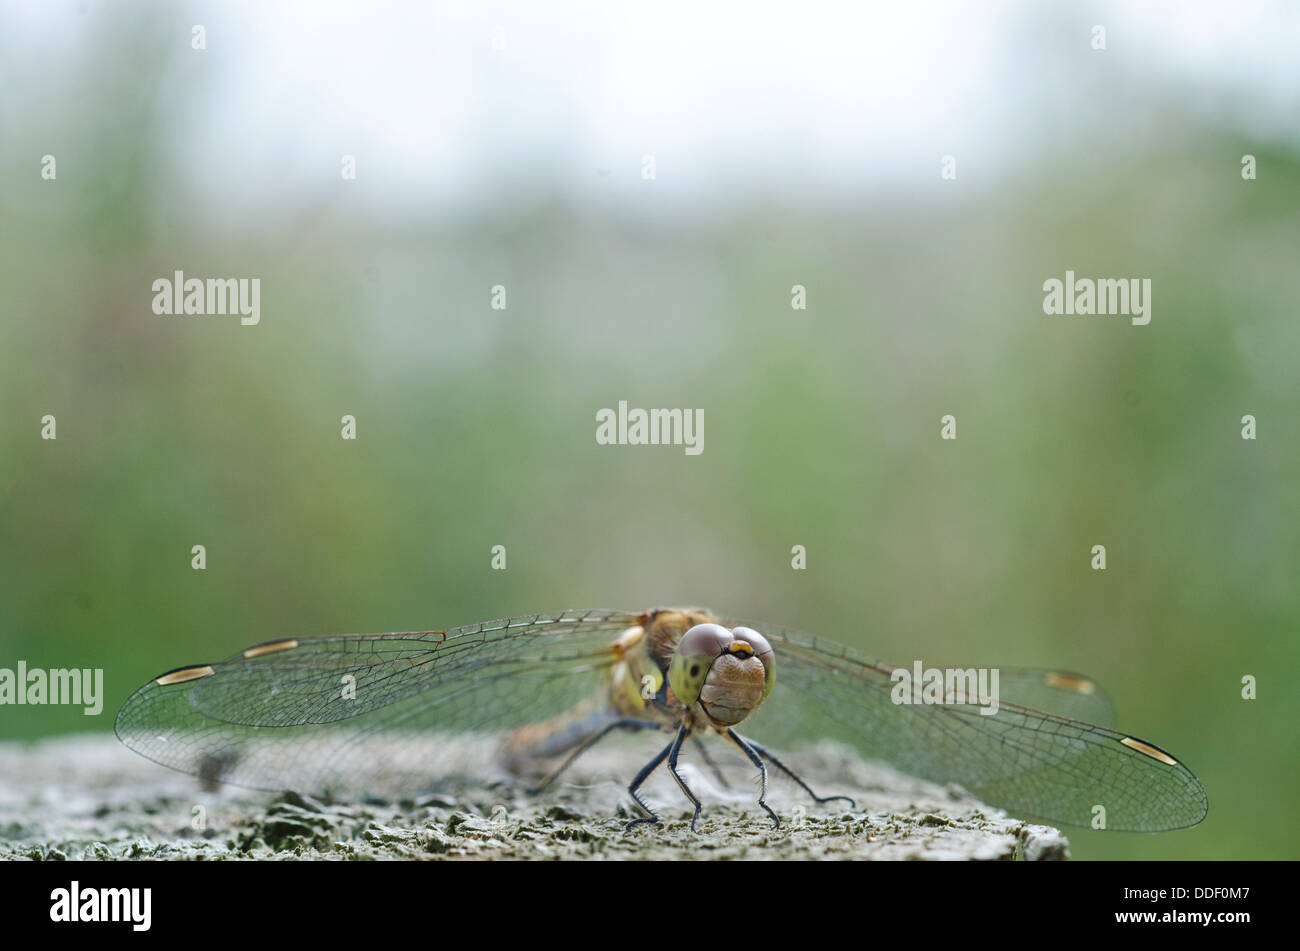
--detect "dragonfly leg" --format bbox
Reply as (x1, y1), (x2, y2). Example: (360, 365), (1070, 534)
(666, 726), (704, 832)
(725, 728), (780, 829)
(526, 717), (663, 795)
(624, 733), (678, 832)
(691, 736), (731, 790)
(735, 734), (857, 810)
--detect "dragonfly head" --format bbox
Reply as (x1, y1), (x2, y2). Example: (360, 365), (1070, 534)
(668, 623), (774, 727)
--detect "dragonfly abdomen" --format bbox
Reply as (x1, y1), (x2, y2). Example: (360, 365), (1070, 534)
(499, 705), (627, 774)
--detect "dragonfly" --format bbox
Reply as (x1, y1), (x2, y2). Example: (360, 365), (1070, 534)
(114, 607), (1208, 833)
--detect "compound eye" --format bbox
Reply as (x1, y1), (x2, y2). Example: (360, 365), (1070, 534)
(731, 626), (775, 698)
(668, 623), (732, 705)
(679, 623), (732, 659)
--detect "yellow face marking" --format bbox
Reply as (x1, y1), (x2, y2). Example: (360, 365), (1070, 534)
(156, 665), (215, 686)
(727, 642), (754, 657)
(242, 639), (300, 659)
(1044, 672), (1096, 694)
(1121, 736), (1178, 766)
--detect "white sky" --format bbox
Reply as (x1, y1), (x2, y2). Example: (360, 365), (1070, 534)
(4, 0), (1297, 219)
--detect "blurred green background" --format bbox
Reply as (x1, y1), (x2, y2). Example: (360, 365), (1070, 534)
(1, 2), (1297, 860)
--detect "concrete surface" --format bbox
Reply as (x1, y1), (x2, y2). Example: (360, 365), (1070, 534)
(0, 734), (1070, 861)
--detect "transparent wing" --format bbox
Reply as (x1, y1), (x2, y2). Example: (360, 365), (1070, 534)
(978, 668), (1116, 728)
(727, 620), (1206, 832)
(114, 609), (639, 795)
